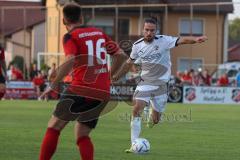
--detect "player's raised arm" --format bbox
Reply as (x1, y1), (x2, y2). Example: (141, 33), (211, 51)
(177, 35), (208, 45)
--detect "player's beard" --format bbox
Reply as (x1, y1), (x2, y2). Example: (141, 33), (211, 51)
(144, 36), (154, 43)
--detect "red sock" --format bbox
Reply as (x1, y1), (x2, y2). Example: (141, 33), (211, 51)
(39, 128), (60, 160)
(77, 136), (94, 160)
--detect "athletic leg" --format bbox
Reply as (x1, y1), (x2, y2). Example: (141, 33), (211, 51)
(75, 122), (95, 160)
(131, 99), (147, 143)
(39, 116), (68, 160)
(148, 94), (168, 127)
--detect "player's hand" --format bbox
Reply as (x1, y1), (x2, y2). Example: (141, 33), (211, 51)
(195, 36), (208, 43)
(111, 75), (119, 82)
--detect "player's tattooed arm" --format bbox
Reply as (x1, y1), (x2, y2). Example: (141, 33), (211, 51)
(51, 55), (75, 89)
(177, 35), (208, 45)
(112, 58), (134, 82)
(40, 55), (74, 99)
(110, 49), (129, 78)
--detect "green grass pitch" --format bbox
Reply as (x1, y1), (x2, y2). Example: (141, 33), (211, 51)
(0, 100), (240, 160)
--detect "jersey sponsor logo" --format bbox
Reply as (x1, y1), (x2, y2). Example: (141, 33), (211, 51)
(141, 53), (162, 61)
(79, 31), (103, 38)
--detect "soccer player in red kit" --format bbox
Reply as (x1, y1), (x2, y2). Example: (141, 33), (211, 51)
(39, 2), (126, 160)
(0, 44), (7, 100)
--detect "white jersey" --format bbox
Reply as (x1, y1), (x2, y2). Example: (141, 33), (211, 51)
(130, 35), (178, 84)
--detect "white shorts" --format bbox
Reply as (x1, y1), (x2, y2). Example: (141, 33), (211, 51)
(133, 85), (168, 113)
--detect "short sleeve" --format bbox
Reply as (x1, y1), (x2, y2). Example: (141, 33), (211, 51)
(103, 33), (119, 55)
(129, 44), (138, 60)
(162, 35), (179, 49)
(63, 33), (78, 56)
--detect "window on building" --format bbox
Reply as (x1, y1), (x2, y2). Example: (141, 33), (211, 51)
(118, 18), (129, 35)
(178, 58), (203, 72)
(95, 26), (113, 36)
(87, 17), (114, 35)
(180, 19), (203, 36)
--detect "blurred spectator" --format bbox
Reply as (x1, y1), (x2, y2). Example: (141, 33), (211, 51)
(200, 69), (211, 86)
(7, 65), (13, 80)
(181, 69), (192, 85)
(14, 67), (23, 80)
(33, 72), (46, 100)
(236, 68), (240, 87)
(7, 65), (23, 81)
(217, 73), (229, 87)
(41, 70), (48, 80)
(30, 64), (39, 80)
(192, 70), (201, 86)
(175, 71), (183, 85)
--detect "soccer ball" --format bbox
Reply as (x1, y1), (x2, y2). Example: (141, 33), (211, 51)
(132, 138), (150, 154)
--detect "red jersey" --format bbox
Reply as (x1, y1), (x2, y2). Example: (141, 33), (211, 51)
(0, 48), (5, 75)
(217, 76), (229, 87)
(33, 76), (45, 86)
(63, 26), (115, 100)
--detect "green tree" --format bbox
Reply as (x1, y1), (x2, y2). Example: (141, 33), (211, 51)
(229, 18), (240, 41)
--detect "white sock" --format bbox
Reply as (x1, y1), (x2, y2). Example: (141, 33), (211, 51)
(131, 117), (141, 144)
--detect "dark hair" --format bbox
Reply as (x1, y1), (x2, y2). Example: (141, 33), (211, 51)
(144, 18), (157, 25)
(63, 3), (81, 24)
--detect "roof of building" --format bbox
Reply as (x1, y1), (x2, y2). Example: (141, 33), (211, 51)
(167, 0), (233, 13)
(0, 1), (45, 36)
(228, 43), (240, 61)
(67, 0), (233, 13)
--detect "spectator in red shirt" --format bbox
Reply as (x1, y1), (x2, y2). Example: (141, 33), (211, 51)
(181, 70), (192, 85)
(33, 72), (46, 100)
(217, 73), (229, 87)
(14, 67), (23, 80)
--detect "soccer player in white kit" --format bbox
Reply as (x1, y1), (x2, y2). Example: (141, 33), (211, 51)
(112, 18), (207, 152)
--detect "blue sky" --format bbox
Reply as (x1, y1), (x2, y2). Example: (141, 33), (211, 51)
(229, 0), (240, 20)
